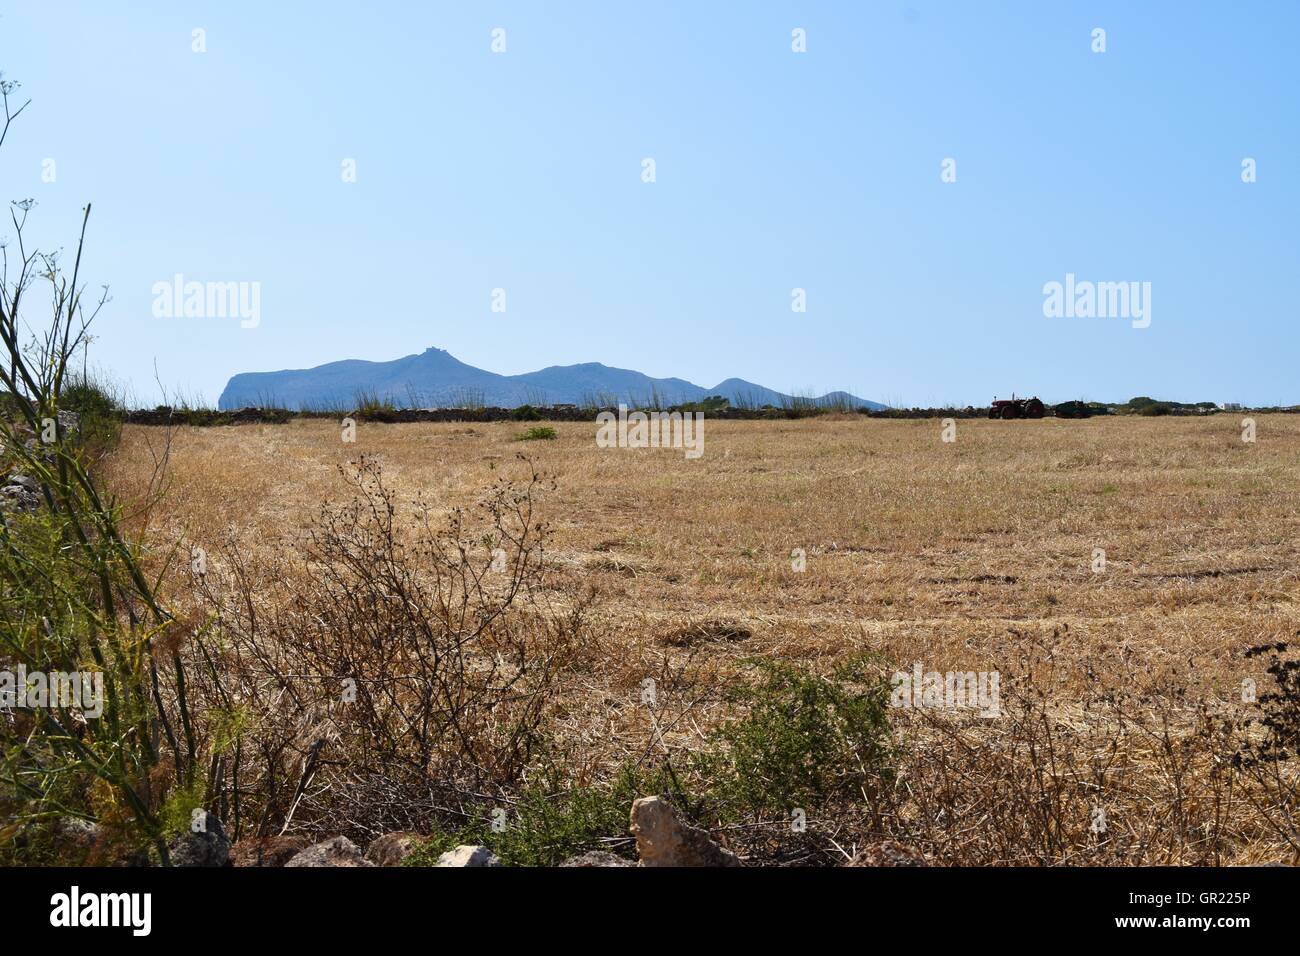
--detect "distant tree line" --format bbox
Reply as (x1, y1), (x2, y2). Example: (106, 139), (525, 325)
(15, 388), (1287, 427)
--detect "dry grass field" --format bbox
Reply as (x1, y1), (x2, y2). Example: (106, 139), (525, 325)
(105, 414), (1300, 865)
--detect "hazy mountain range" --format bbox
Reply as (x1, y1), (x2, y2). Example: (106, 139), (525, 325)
(217, 347), (887, 411)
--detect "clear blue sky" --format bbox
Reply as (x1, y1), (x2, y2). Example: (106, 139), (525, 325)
(1, 1), (1295, 407)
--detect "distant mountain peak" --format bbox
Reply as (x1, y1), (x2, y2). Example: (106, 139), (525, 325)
(217, 347), (886, 412)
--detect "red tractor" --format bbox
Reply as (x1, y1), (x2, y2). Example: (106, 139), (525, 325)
(989, 395), (1045, 419)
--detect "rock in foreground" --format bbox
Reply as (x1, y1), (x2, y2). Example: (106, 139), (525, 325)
(366, 832), (421, 867)
(284, 836), (373, 867)
(436, 844), (500, 867)
(231, 834), (311, 867)
(169, 812), (230, 867)
(630, 796), (740, 867)
(559, 850), (634, 867)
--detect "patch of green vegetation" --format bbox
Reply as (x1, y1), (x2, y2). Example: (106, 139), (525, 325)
(403, 763), (680, 866)
(58, 375), (123, 451)
(0, 503), (167, 861)
(701, 655), (894, 816)
(1137, 402), (1171, 416)
(511, 404), (543, 421)
(1120, 396), (1216, 416)
(126, 406), (295, 426)
(157, 775), (208, 841)
(61, 376), (118, 419)
(352, 388), (398, 421)
(672, 395), (730, 414)
(515, 426), (557, 441)
(399, 657), (895, 865)
(1051, 396), (1227, 418)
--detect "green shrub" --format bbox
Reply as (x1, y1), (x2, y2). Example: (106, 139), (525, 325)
(399, 657), (895, 865)
(511, 404), (543, 421)
(352, 389), (397, 420)
(672, 395), (729, 414)
(515, 426), (557, 441)
(403, 762), (681, 866)
(157, 776), (208, 842)
(704, 655), (893, 816)
(58, 375), (122, 452)
(60, 376), (119, 419)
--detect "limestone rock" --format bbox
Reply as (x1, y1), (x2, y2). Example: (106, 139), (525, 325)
(284, 835), (373, 867)
(57, 410), (81, 437)
(0, 475), (41, 514)
(629, 796), (740, 867)
(435, 844), (500, 867)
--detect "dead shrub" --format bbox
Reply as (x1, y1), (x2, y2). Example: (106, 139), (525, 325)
(882, 645), (1286, 865)
(182, 455), (588, 842)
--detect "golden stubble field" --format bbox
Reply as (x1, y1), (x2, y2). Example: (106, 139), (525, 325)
(111, 414), (1300, 683)
(106, 414), (1300, 863)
